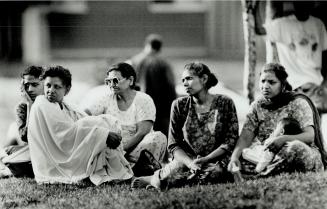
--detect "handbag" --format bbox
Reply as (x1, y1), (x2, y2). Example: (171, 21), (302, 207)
(132, 149), (162, 177)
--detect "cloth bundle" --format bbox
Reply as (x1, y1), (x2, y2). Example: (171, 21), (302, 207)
(28, 96), (133, 185)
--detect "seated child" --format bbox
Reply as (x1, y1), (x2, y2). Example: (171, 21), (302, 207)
(255, 117), (303, 173)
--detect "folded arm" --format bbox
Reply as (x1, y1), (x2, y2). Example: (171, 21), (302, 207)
(123, 120), (153, 152)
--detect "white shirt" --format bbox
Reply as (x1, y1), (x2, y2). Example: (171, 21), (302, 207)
(85, 90), (156, 141)
(265, 15), (327, 89)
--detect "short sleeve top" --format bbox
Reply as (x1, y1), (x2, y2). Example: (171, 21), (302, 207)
(87, 90), (156, 125)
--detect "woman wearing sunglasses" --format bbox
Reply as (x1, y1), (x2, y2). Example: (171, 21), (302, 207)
(84, 62), (167, 176)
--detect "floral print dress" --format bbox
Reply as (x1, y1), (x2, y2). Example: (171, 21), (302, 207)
(160, 94), (238, 185)
(168, 95), (238, 158)
(241, 96), (324, 176)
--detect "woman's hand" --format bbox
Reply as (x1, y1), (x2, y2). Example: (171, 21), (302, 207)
(193, 156), (208, 168)
(227, 157), (241, 173)
(264, 136), (286, 153)
(20, 80), (33, 105)
(188, 156), (209, 171)
(173, 149), (201, 172)
(106, 132), (122, 149)
(186, 156), (203, 171)
(186, 160), (201, 172)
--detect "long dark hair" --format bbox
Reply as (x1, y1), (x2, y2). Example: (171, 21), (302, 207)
(259, 63), (295, 110)
(184, 62), (218, 90)
(21, 65), (44, 79)
(261, 63), (292, 91)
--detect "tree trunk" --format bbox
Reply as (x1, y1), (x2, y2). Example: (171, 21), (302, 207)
(241, 0), (257, 104)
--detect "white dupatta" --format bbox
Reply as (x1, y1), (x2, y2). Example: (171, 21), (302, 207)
(28, 96), (133, 185)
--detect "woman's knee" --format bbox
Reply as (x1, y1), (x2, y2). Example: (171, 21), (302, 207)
(285, 140), (311, 154)
(276, 140), (309, 164)
(4, 122), (20, 148)
(143, 131), (167, 146)
(282, 140), (322, 171)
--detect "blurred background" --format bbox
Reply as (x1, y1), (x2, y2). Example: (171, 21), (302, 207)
(1, 0), (326, 144)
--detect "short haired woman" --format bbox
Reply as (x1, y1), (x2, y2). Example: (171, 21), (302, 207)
(28, 66), (133, 185)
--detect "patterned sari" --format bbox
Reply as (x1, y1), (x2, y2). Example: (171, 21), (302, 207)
(161, 95), (239, 186)
(241, 92), (327, 177)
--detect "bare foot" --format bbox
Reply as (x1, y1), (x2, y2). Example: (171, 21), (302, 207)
(131, 172), (161, 189)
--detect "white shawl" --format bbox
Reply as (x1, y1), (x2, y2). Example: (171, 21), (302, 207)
(28, 96), (133, 185)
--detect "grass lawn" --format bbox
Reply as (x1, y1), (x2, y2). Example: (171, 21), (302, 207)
(2, 60), (327, 209)
(1, 171), (327, 209)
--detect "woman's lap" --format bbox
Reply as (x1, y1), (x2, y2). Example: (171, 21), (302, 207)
(241, 140), (324, 177)
(157, 157), (232, 188)
(126, 131), (167, 163)
(270, 140), (323, 173)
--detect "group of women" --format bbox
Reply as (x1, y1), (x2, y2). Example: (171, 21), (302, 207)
(19, 61), (327, 188)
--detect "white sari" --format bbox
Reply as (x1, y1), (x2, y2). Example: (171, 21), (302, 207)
(28, 96), (133, 185)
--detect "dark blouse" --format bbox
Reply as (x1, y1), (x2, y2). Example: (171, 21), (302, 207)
(168, 95), (239, 157)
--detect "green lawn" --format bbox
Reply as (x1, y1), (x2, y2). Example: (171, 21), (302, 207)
(1, 172), (327, 209)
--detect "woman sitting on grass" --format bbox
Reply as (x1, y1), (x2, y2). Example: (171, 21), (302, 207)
(28, 66), (133, 185)
(83, 63), (167, 176)
(132, 62), (239, 190)
(228, 63), (327, 178)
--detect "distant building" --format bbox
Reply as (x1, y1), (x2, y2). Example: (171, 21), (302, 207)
(2, 1), (326, 63)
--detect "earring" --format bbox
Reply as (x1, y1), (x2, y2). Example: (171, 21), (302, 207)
(281, 85), (286, 93)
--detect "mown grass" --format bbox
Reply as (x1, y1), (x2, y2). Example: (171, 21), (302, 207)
(1, 171), (327, 209)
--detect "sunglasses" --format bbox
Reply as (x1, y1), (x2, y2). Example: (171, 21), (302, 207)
(104, 77), (126, 86)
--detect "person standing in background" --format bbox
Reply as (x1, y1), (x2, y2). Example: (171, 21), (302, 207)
(127, 34), (176, 136)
